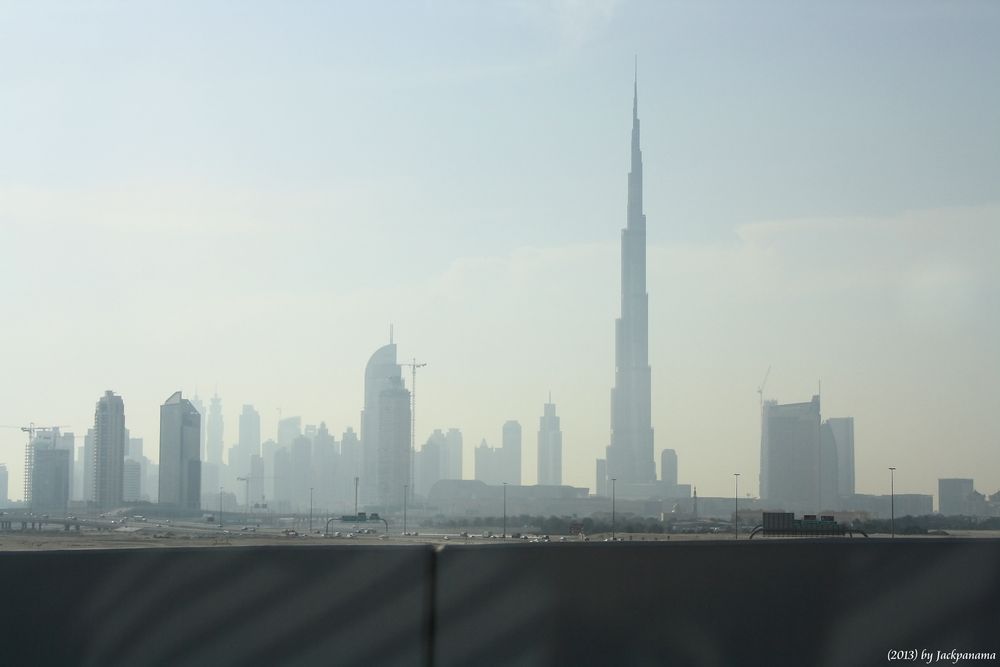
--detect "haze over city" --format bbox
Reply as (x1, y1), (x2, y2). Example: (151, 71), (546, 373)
(2, 1), (998, 502)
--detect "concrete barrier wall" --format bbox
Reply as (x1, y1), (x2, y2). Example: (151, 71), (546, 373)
(434, 539), (1000, 666)
(2, 540), (1000, 666)
(0, 545), (435, 667)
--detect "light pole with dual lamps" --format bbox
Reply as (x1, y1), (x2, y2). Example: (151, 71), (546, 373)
(889, 467), (896, 539)
(611, 478), (617, 541)
(502, 482), (507, 539)
(734, 473), (740, 540)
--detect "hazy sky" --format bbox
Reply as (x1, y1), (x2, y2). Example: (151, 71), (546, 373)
(2, 1), (998, 502)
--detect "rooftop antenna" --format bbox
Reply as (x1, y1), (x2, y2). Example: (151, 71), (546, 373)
(389, 323), (394, 345)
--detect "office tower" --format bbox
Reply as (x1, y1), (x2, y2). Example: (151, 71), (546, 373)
(206, 393), (224, 466)
(818, 423), (839, 510)
(123, 459), (142, 502)
(337, 428), (360, 507)
(595, 458), (608, 497)
(32, 439), (70, 514)
(825, 417), (855, 497)
(273, 448), (292, 511)
(190, 394), (207, 459)
(759, 395), (821, 512)
(474, 439), (501, 486)
(361, 336), (411, 509)
(248, 454), (264, 509)
(158, 391), (202, 510)
(661, 449), (678, 487)
(0, 463), (7, 506)
(443, 428), (463, 480)
(606, 69), (656, 486)
(232, 404), (261, 480)
(262, 438), (280, 504)
(537, 398), (563, 486)
(311, 423), (337, 510)
(94, 390), (126, 509)
(501, 420), (522, 486)
(415, 432), (443, 498)
(277, 416), (302, 449)
(291, 434), (313, 510)
(79, 430), (93, 503)
(939, 478), (975, 515)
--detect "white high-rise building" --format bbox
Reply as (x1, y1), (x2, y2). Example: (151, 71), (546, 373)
(537, 398), (563, 486)
(361, 336), (411, 509)
(443, 428), (463, 480)
(159, 391), (202, 510)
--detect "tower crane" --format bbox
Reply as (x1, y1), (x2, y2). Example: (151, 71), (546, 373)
(400, 359), (427, 501)
(757, 366), (771, 410)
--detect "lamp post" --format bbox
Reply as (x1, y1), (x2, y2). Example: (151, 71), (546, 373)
(734, 473), (740, 540)
(403, 484), (408, 536)
(502, 482), (507, 539)
(309, 487), (314, 534)
(219, 486), (224, 530)
(889, 467), (896, 539)
(611, 478), (617, 541)
(354, 476), (359, 519)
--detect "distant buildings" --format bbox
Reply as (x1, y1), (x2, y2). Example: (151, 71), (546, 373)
(158, 391), (201, 510)
(760, 395), (859, 513)
(939, 478), (975, 516)
(442, 428), (463, 481)
(94, 390), (126, 510)
(595, 459), (607, 497)
(206, 393), (224, 466)
(661, 449), (678, 487)
(474, 439), (501, 486)
(537, 398), (562, 486)
(123, 459), (142, 502)
(502, 420), (522, 486)
(361, 337), (411, 510)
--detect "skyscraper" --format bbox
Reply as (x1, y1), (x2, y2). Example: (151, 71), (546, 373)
(30, 428), (71, 513)
(94, 390), (126, 509)
(0, 464), (8, 506)
(537, 398), (562, 486)
(206, 393), (224, 466)
(474, 439), (501, 486)
(825, 417), (855, 497)
(502, 420), (522, 486)
(607, 67), (656, 485)
(361, 337), (411, 509)
(158, 391), (202, 509)
(661, 449), (678, 487)
(760, 395), (821, 512)
(442, 428), (463, 481)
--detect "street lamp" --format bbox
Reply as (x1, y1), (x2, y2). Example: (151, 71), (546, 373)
(889, 467), (896, 539)
(309, 487), (314, 534)
(611, 478), (617, 542)
(734, 473), (741, 540)
(403, 484), (408, 536)
(502, 482), (507, 539)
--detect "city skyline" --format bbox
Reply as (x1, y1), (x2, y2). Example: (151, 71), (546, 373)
(2, 2), (998, 501)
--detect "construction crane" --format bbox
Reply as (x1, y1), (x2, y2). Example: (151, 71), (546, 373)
(400, 358), (427, 502)
(757, 366), (771, 410)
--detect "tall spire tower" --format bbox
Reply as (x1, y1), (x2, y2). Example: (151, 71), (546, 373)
(606, 63), (656, 485)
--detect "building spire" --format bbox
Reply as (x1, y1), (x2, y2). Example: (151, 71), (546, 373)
(633, 55), (638, 120)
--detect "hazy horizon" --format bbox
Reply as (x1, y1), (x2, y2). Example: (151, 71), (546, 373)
(2, 1), (998, 502)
